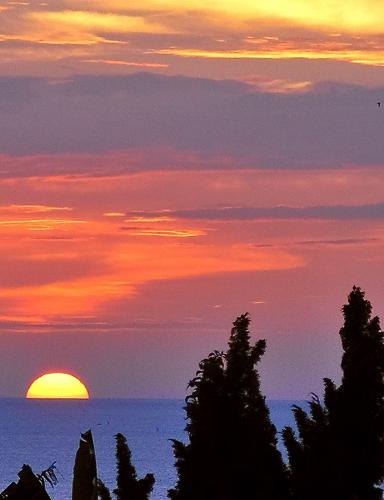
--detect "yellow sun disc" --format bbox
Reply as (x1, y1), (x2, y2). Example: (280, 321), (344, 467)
(26, 372), (90, 399)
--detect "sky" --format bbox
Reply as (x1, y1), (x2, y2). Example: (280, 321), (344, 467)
(0, 0), (383, 399)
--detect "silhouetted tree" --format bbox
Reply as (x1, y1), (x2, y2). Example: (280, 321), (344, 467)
(169, 313), (289, 500)
(113, 433), (155, 500)
(97, 479), (112, 500)
(283, 286), (384, 500)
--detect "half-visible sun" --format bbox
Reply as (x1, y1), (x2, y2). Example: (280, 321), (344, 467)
(26, 372), (90, 399)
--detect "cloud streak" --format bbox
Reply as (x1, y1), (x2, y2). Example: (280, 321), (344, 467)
(150, 31), (384, 66)
(0, 204), (72, 214)
(126, 203), (384, 221)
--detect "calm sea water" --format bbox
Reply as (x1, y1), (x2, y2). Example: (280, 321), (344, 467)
(0, 398), (301, 500)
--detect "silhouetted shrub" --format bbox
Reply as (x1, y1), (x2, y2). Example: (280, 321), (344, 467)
(114, 433), (155, 500)
(97, 479), (112, 500)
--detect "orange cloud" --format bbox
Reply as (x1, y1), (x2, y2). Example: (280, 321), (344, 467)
(120, 228), (206, 237)
(0, 180), (306, 322)
(124, 216), (176, 222)
(0, 232), (303, 319)
(0, 164), (382, 325)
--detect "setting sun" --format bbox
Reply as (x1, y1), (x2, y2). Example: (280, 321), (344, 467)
(26, 372), (90, 399)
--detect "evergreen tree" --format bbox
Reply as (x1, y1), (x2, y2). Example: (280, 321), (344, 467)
(169, 313), (289, 500)
(113, 433), (155, 500)
(283, 286), (384, 500)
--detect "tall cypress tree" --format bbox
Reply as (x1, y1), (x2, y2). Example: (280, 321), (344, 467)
(169, 313), (289, 500)
(283, 286), (384, 500)
(114, 433), (155, 500)
(336, 286), (384, 499)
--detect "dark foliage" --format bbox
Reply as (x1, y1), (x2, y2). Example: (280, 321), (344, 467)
(113, 433), (155, 500)
(0, 464), (52, 500)
(283, 286), (384, 500)
(97, 479), (112, 500)
(169, 313), (289, 500)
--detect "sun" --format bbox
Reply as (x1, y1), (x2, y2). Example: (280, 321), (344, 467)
(26, 372), (90, 399)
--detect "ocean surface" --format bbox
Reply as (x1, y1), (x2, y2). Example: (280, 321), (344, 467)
(0, 398), (302, 500)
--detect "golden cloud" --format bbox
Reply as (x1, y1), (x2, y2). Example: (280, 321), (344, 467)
(149, 46), (384, 67)
(64, 0), (384, 33)
(28, 9), (178, 35)
(2, 0), (384, 72)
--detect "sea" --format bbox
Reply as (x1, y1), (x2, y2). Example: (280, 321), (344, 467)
(0, 398), (302, 500)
